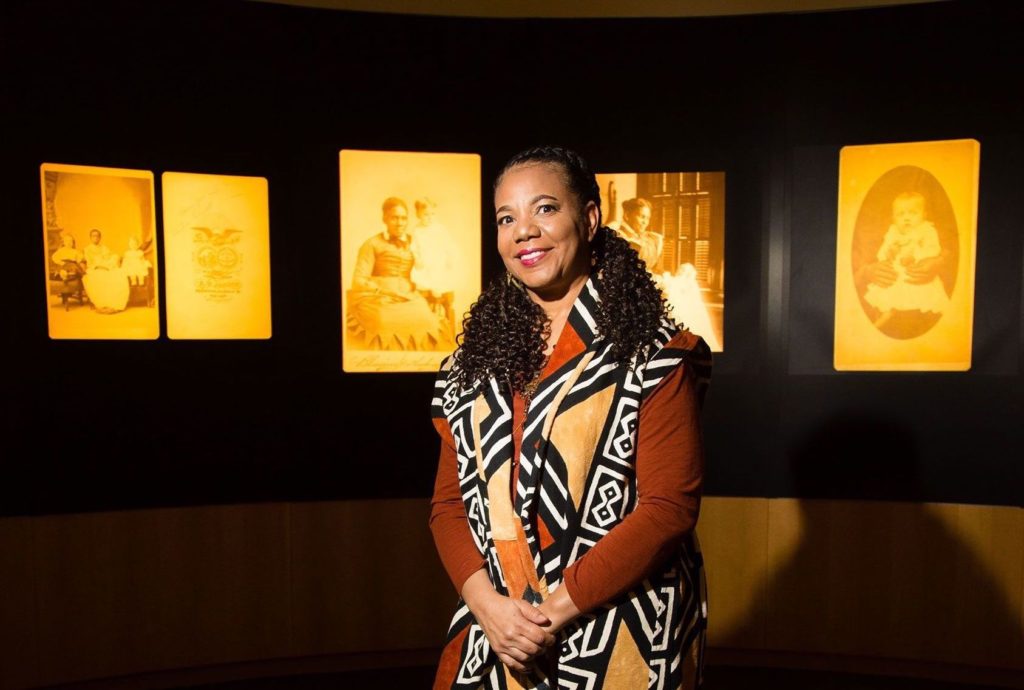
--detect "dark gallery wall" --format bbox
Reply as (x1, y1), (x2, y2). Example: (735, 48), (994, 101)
(1, 0), (1022, 515)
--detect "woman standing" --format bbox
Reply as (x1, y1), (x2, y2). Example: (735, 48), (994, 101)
(430, 147), (710, 689)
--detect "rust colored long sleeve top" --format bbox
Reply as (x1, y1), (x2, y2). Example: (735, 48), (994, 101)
(429, 333), (704, 615)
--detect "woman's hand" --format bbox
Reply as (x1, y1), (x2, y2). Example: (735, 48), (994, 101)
(904, 254), (945, 285)
(536, 584), (581, 636)
(855, 260), (897, 291)
(461, 570), (555, 673)
(477, 596), (555, 672)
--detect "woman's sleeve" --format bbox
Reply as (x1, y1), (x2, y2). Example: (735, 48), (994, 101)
(429, 415), (487, 593)
(560, 363), (704, 614)
(351, 239), (377, 290)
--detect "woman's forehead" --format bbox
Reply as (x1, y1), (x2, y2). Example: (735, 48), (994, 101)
(495, 163), (569, 198)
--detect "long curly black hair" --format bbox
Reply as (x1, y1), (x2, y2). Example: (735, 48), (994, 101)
(454, 146), (669, 394)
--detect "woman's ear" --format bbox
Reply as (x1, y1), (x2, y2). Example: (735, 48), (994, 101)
(584, 200), (600, 241)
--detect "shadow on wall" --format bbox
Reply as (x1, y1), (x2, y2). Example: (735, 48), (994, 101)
(710, 413), (1023, 669)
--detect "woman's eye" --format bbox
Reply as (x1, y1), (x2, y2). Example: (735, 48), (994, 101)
(497, 215), (512, 226)
(537, 204), (556, 214)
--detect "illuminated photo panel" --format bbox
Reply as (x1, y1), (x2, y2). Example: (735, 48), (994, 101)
(162, 172), (272, 340)
(596, 171), (726, 352)
(40, 163), (160, 340)
(834, 139), (980, 371)
(340, 150), (481, 373)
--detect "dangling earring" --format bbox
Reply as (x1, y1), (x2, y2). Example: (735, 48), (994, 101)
(506, 272), (524, 291)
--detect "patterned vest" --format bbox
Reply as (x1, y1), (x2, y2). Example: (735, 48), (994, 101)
(432, 278), (711, 690)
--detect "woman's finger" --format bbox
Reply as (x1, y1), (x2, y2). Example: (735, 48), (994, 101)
(513, 599), (551, 626)
(497, 652), (528, 673)
(507, 636), (542, 658)
(514, 622), (548, 648)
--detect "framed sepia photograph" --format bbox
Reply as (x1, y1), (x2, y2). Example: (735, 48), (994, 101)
(340, 149), (481, 373)
(834, 139), (980, 371)
(162, 172), (273, 340)
(40, 163), (160, 340)
(596, 171), (725, 352)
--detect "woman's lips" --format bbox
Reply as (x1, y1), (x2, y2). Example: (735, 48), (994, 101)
(517, 248), (549, 267)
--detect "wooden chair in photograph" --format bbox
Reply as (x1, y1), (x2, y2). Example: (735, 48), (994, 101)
(50, 259), (88, 311)
(127, 267), (156, 308)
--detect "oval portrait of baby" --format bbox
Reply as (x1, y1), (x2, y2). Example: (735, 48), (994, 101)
(851, 165), (958, 340)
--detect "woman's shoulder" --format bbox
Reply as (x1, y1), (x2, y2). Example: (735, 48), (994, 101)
(433, 350), (473, 397)
(431, 354), (457, 419)
(639, 325), (713, 404)
(434, 351), (457, 383)
(662, 327), (709, 355)
(644, 324), (712, 378)
(431, 351), (486, 420)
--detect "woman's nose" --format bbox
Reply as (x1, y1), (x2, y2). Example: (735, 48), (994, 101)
(513, 219), (538, 240)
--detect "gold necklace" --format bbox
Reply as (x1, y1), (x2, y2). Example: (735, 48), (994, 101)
(515, 365), (545, 435)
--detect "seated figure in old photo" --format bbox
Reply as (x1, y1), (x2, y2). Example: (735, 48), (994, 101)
(121, 236), (152, 286)
(409, 197), (457, 333)
(612, 196), (721, 350)
(82, 228), (130, 314)
(348, 197), (447, 350)
(51, 232), (86, 309)
(615, 197), (663, 267)
(858, 192), (950, 331)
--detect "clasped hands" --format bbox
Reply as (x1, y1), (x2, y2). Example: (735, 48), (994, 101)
(461, 569), (579, 674)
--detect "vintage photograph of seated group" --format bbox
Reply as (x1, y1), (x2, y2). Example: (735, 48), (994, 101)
(41, 164), (160, 340)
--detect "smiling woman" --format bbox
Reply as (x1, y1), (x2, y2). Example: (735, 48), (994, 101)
(429, 146), (713, 689)
(495, 162), (598, 307)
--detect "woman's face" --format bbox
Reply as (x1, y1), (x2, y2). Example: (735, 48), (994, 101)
(495, 163), (598, 301)
(61, 234), (74, 248)
(626, 205), (651, 233)
(89, 230), (101, 245)
(383, 204), (408, 238)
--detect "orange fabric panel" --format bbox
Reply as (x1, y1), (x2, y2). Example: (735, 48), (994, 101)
(536, 515), (555, 551)
(432, 625), (470, 690)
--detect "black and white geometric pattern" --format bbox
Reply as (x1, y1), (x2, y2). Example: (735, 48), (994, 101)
(431, 277), (711, 689)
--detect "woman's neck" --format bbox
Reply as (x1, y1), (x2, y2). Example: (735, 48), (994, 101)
(529, 272), (589, 355)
